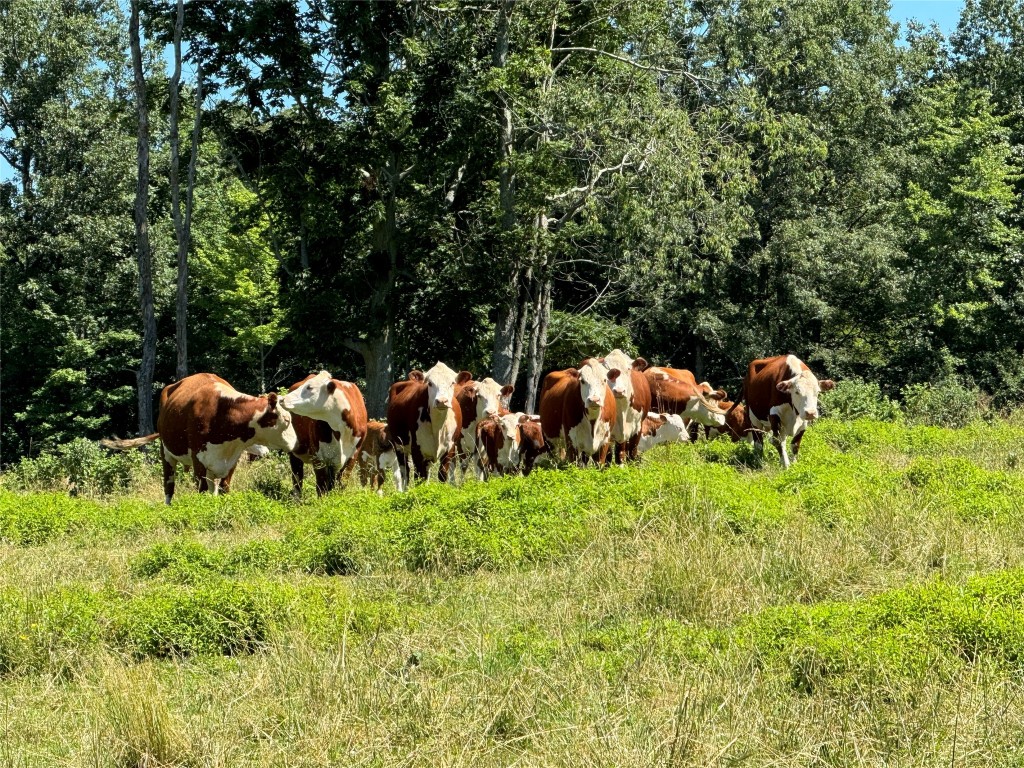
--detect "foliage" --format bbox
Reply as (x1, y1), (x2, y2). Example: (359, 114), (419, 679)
(2, 438), (154, 496)
(820, 379), (902, 422)
(901, 378), (988, 428)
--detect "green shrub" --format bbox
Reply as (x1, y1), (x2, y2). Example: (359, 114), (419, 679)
(4, 438), (154, 496)
(821, 379), (902, 422)
(112, 581), (290, 659)
(902, 378), (988, 428)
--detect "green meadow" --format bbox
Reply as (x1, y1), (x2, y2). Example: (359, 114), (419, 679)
(4, 418), (1024, 765)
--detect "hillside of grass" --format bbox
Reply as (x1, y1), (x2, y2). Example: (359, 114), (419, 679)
(4, 418), (1024, 765)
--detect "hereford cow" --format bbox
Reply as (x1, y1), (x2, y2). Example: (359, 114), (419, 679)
(356, 420), (402, 493)
(538, 359), (617, 465)
(516, 415), (551, 476)
(637, 412), (690, 454)
(705, 400), (753, 443)
(279, 371), (368, 496)
(455, 376), (515, 478)
(601, 349), (652, 463)
(740, 354), (834, 468)
(385, 362), (466, 491)
(644, 367), (728, 431)
(475, 412), (524, 479)
(101, 373), (298, 504)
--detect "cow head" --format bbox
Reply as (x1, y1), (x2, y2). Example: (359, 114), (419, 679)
(424, 362), (461, 412)
(602, 349), (635, 401)
(699, 381), (728, 401)
(497, 412), (524, 467)
(687, 393), (728, 427)
(255, 390), (299, 451)
(638, 412), (689, 453)
(517, 414), (546, 451)
(578, 358), (610, 413)
(776, 355), (833, 422)
(475, 377), (515, 419)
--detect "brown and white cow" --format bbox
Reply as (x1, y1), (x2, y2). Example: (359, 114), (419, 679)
(455, 376), (515, 479)
(475, 412), (524, 479)
(279, 370), (368, 496)
(637, 412), (691, 454)
(740, 354), (834, 468)
(600, 349), (653, 463)
(644, 366), (728, 431)
(101, 373), (298, 504)
(516, 415), (551, 476)
(538, 359), (617, 465)
(705, 400), (753, 443)
(385, 362), (466, 491)
(356, 420), (403, 493)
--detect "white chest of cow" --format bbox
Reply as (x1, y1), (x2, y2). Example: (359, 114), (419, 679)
(567, 413), (611, 457)
(194, 439), (249, 479)
(415, 407), (458, 460)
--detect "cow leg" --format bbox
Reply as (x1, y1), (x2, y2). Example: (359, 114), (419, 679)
(193, 458), (212, 494)
(438, 447), (457, 484)
(411, 443), (429, 483)
(791, 428), (806, 461)
(598, 444), (611, 467)
(162, 457), (176, 505)
(395, 449), (411, 492)
(626, 435), (641, 462)
(688, 421), (700, 443)
(289, 454), (305, 500)
(769, 414), (790, 469)
(220, 465), (237, 495)
(314, 466), (334, 496)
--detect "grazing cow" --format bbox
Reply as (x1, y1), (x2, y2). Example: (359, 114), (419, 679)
(279, 371), (369, 497)
(475, 412), (524, 479)
(538, 359), (617, 465)
(740, 354), (834, 468)
(516, 415), (550, 476)
(644, 367), (728, 431)
(101, 373), (298, 504)
(637, 412), (691, 454)
(385, 362), (466, 491)
(356, 420), (402, 493)
(455, 376), (515, 478)
(705, 400), (753, 443)
(600, 349), (653, 463)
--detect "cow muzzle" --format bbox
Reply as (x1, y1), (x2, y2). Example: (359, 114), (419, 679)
(804, 411), (818, 422)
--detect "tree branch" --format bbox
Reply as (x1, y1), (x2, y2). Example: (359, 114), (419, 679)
(548, 46), (711, 89)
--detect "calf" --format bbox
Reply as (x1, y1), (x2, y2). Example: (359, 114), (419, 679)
(385, 362), (466, 491)
(516, 415), (550, 476)
(279, 371), (369, 497)
(601, 349), (652, 463)
(475, 412), (524, 479)
(637, 412), (691, 454)
(740, 354), (834, 468)
(356, 420), (403, 493)
(455, 376), (515, 478)
(538, 359), (617, 465)
(645, 367), (728, 432)
(101, 373), (298, 504)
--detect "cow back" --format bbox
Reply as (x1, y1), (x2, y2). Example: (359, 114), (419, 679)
(539, 370), (581, 442)
(385, 379), (427, 448)
(743, 355), (802, 421)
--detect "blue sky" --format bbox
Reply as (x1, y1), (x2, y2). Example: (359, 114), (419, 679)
(889, 0), (965, 35)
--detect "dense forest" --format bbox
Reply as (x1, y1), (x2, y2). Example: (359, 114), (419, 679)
(1, 0), (1023, 464)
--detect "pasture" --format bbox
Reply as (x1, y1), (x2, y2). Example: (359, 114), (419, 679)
(3, 418), (1024, 766)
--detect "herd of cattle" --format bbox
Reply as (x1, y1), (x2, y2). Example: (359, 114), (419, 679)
(103, 352), (834, 504)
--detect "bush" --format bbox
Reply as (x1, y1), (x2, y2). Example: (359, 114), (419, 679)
(902, 378), (988, 428)
(820, 379), (901, 422)
(3, 438), (154, 496)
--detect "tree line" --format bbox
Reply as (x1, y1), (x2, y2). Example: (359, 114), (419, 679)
(2, 0), (1022, 465)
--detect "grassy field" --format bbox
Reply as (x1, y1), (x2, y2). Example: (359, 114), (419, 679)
(4, 418), (1024, 766)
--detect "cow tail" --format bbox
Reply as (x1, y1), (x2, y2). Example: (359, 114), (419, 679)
(725, 384), (743, 417)
(100, 433), (159, 451)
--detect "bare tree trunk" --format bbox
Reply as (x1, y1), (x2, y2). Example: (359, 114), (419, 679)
(490, 0), (520, 384)
(130, 0), (156, 435)
(362, 333), (394, 419)
(169, 0), (203, 381)
(524, 277), (552, 414)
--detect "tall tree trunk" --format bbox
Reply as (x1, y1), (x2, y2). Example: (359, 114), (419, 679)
(362, 332), (394, 419)
(169, 0), (203, 381)
(524, 277), (552, 414)
(491, 0), (520, 384)
(130, 0), (156, 435)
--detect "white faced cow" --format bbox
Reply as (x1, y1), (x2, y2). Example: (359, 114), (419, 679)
(538, 358), (617, 465)
(742, 354), (835, 468)
(637, 412), (691, 454)
(601, 349), (652, 463)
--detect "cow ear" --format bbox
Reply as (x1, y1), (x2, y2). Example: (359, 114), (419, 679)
(658, 413), (668, 423)
(632, 357), (648, 372)
(712, 388), (728, 400)
(568, 368), (581, 378)
(518, 413), (530, 424)
(607, 368), (621, 381)
(819, 379), (836, 391)
(266, 392), (278, 408)
(456, 370), (473, 385)
(777, 378), (796, 393)
(327, 380), (337, 394)
(408, 370), (425, 382)
(501, 384), (515, 397)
